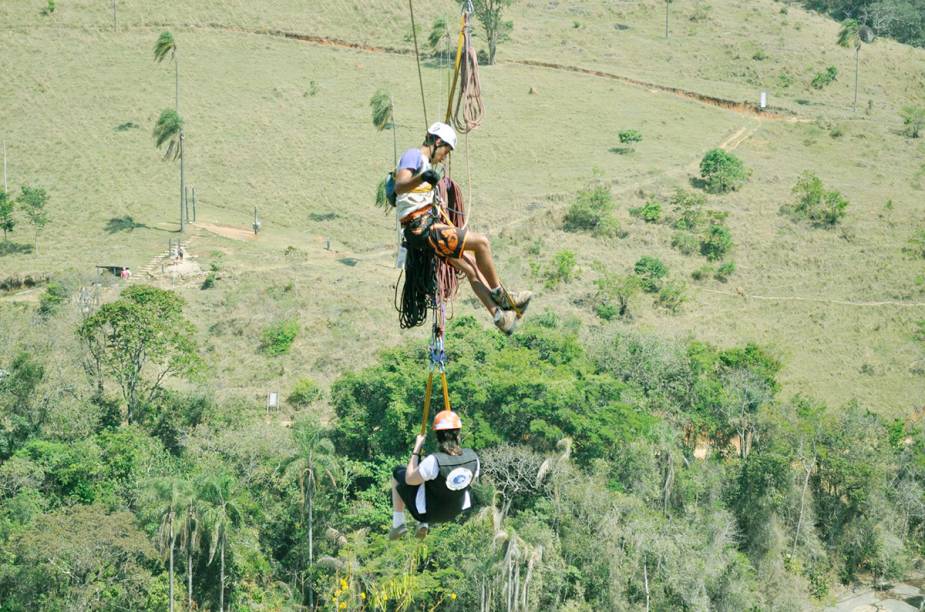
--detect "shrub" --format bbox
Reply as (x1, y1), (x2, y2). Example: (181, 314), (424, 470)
(700, 224), (733, 260)
(564, 185), (617, 235)
(699, 149), (750, 194)
(260, 320), (299, 356)
(288, 379), (322, 409)
(915, 320), (925, 343)
(201, 272), (217, 290)
(900, 106), (925, 138)
(671, 231), (700, 256)
(618, 129), (643, 145)
(714, 261), (736, 282)
(656, 280), (687, 313)
(594, 272), (641, 320)
(788, 172), (849, 227)
(671, 189), (707, 230)
(752, 49), (768, 61)
(634, 256), (668, 293)
(811, 66), (838, 89)
(629, 200), (662, 223)
(908, 228), (925, 259)
(545, 250), (578, 288)
(692, 265), (714, 281)
(38, 281), (69, 317)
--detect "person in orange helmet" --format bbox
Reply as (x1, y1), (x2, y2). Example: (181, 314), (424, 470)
(389, 410), (480, 540)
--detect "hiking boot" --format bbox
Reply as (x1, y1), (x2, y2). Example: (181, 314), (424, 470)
(388, 524), (407, 541)
(494, 310), (518, 336)
(490, 288), (532, 316)
(415, 524), (429, 540)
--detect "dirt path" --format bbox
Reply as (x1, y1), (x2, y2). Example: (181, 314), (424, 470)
(700, 287), (925, 308)
(191, 221), (257, 242)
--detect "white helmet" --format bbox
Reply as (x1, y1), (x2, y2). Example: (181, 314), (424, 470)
(427, 122), (457, 151)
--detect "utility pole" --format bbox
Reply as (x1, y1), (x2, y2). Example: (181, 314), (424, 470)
(191, 187), (197, 222)
(179, 132), (186, 233)
(665, 0), (670, 38)
(112, 0), (117, 31)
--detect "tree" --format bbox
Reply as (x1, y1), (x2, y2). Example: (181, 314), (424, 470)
(153, 108), (187, 232)
(699, 149), (749, 194)
(900, 105), (925, 138)
(370, 89), (397, 166)
(199, 473), (244, 612)
(634, 256), (668, 293)
(153, 31), (179, 112)
(176, 491), (202, 611)
(463, 0), (513, 65)
(594, 271), (641, 319)
(789, 171), (849, 226)
(837, 19), (873, 111)
(0, 351), (46, 459)
(283, 415), (338, 608)
(151, 478), (194, 612)
(77, 285), (202, 424)
(0, 190), (14, 240)
(17, 185), (49, 253)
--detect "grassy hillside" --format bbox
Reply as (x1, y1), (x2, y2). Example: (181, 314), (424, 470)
(2, 0), (924, 414)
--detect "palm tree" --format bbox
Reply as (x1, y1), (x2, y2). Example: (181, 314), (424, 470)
(153, 108), (186, 232)
(153, 31), (179, 112)
(283, 416), (338, 610)
(838, 19), (874, 111)
(370, 89), (397, 166)
(199, 474), (243, 612)
(153, 478), (193, 612)
(176, 493), (202, 610)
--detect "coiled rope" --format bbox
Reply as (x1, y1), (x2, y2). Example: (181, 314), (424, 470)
(449, 13), (484, 134)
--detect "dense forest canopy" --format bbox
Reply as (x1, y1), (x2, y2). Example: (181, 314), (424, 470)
(800, 0), (925, 46)
(1, 298), (923, 609)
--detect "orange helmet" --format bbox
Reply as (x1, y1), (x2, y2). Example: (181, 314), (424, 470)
(432, 410), (461, 431)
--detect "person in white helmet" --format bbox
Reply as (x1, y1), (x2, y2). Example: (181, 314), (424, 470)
(394, 122), (531, 334)
(389, 410), (480, 540)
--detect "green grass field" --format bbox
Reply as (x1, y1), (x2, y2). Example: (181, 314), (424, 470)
(2, 0), (924, 415)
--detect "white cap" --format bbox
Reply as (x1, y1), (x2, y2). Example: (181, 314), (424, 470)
(427, 122), (457, 151)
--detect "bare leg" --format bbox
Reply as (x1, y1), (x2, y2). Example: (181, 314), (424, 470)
(462, 232), (502, 289)
(391, 478), (405, 512)
(448, 255), (497, 316)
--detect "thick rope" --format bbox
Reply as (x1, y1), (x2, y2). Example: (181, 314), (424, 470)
(408, 0), (428, 127)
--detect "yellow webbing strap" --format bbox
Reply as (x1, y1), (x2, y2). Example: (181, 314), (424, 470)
(444, 13), (467, 123)
(419, 370), (453, 435)
(420, 370), (435, 435)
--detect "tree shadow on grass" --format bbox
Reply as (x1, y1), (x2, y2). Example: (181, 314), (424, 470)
(0, 241), (34, 256)
(105, 216), (166, 234)
(689, 177), (708, 190)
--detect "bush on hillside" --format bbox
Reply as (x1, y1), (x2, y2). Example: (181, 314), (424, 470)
(288, 379), (322, 409)
(629, 200), (662, 223)
(787, 172), (848, 227)
(618, 129), (643, 145)
(692, 264), (714, 281)
(699, 149), (750, 194)
(901, 106), (925, 138)
(38, 281), (69, 317)
(714, 261), (736, 282)
(700, 224), (733, 261)
(564, 184), (618, 237)
(634, 256), (668, 293)
(671, 230), (700, 256)
(908, 228), (925, 259)
(671, 189), (707, 230)
(594, 272), (641, 320)
(811, 66), (838, 90)
(545, 250), (578, 288)
(260, 320), (299, 356)
(657, 280), (687, 313)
